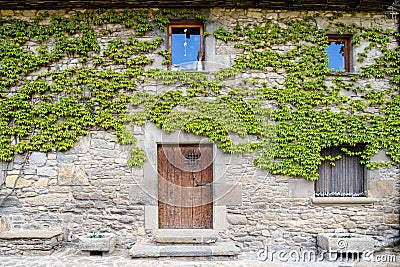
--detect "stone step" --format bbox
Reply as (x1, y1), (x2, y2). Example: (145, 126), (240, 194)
(129, 242), (240, 258)
(153, 229), (218, 244)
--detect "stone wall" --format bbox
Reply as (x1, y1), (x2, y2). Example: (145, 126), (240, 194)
(0, 8), (398, 257)
(0, 130), (144, 251)
(205, 8), (399, 254)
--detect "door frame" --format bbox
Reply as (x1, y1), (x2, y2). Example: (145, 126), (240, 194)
(139, 123), (242, 233)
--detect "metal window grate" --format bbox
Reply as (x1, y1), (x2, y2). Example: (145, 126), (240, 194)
(316, 146), (365, 197)
(184, 150), (201, 168)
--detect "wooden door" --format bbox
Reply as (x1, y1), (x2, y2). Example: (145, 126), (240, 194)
(158, 144), (213, 229)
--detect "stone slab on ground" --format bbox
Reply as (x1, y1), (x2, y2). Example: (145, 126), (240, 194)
(129, 242), (240, 258)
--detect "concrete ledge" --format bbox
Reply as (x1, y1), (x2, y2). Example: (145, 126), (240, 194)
(0, 229), (63, 239)
(310, 197), (378, 205)
(154, 229), (217, 244)
(129, 242), (240, 258)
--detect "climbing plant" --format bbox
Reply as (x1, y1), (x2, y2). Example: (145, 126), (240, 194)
(0, 9), (398, 180)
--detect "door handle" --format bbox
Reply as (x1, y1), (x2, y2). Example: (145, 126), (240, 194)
(195, 181), (211, 187)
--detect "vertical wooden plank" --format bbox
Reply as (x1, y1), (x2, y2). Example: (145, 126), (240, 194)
(201, 145), (213, 228)
(158, 145), (168, 229)
(163, 145), (173, 228)
(167, 145), (174, 228)
(180, 146), (193, 228)
(172, 145), (182, 228)
(192, 146), (203, 228)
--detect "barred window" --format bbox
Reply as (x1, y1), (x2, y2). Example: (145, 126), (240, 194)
(315, 146), (365, 197)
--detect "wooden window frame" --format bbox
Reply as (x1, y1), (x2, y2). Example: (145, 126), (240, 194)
(315, 145), (366, 197)
(327, 35), (351, 72)
(168, 22), (204, 70)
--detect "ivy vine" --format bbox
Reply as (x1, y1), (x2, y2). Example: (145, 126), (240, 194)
(0, 9), (398, 180)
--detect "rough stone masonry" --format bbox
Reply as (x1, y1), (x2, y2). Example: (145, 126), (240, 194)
(0, 7), (399, 258)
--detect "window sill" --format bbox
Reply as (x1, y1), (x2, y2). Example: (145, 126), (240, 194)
(310, 197), (378, 205)
(327, 72), (359, 76)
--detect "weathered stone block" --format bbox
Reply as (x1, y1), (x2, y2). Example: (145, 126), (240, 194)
(57, 154), (78, 163)
(317, 233), (374, 252)
(144, 206), (157, 230)
(227, 214), (247, 225)
(288, 178), (314, 198)
(344, 221), (357, 230)
(385, 214), (399, 225)
(37, 167), (57, 177)
(371, 149), (391, 162)
(368, 179), (395, 198)
(130, 244), (160, 257)
(213, 206), (227, 230)
(0, 217), (10, 232)
(154, 229), (217, 244)
(0, 229), (63, 255)
(214, 183), (242, 206)
(160, 246), (212, 257)
(25, 194), (68, 206)
(34, 178), (49, 188)
(129, 184), (152, 205)
(28, 152), (47, 166)
(79, 233), (116, 253)
(58, 164), (73, 185)
(90, 139), (115, 149)
(5, 175), (31, 188)
(0, 161), (7, 186)
(0, 10), (14, 16)
(0, 197), (21, 208)
(73, 167), (89, 185)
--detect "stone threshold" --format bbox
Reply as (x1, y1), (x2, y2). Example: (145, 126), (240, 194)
(130, 242), (240, 258)
(153, 229), (218, 244)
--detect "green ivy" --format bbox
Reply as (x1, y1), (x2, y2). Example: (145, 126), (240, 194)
(0, 9), (398, 180)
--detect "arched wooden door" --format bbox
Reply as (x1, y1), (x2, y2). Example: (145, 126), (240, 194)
(158, 144), (213, 229)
